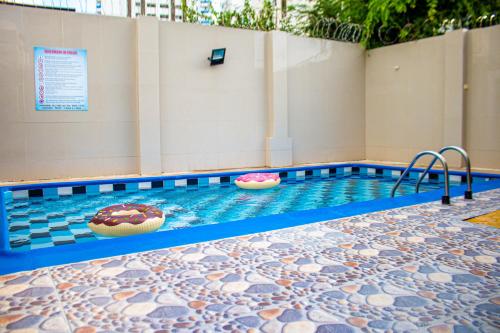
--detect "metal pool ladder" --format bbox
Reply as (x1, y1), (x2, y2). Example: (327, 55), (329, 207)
(390, 147), (473, 205)
(390, 151), (451, 204)
(415, 146), (473, 200)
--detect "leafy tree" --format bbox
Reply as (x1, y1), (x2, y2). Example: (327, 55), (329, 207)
(181, 0), (498, 48)
(180, 0), (276, 31)
(285, 0), (499, 48)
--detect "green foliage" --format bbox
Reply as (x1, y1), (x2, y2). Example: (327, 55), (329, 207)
(183, 0), (275, 31)
(181, 0), (499, 48)
(181, 0), (205, 23)
(285, 0), (499, 48)
(216, 0), (275, 31)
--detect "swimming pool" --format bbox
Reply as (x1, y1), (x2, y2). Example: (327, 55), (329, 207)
(6, 173), (445, 252)
(0, 163), (499, 274)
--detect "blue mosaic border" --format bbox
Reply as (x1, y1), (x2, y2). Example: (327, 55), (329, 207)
(2, 163), (497, 203)
(0, 163), (499, 275)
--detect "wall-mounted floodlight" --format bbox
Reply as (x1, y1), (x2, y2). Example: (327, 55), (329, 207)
(208, 48), (226, 66)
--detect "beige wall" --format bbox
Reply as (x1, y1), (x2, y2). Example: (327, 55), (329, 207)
(465, 26), (500, 169)
(365, 35), (446, 164)
(0, 6), (138, 181)
(158, 23), (267, 172)
(366, 26), (500, 169)
(287, 35), (365, 164)
(0, 5), (498, 182)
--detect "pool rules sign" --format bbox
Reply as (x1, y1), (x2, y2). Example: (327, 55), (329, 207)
(34, 47), (88, 111)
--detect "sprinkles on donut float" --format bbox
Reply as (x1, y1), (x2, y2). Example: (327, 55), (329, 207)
(235, 173), (281, 190)
(88, 203), (165, 237)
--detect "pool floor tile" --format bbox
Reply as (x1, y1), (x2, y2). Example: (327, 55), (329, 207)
(0, 189), (499, 332)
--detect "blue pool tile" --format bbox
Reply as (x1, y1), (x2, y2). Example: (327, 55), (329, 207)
(30, 237), (52, 245)
(30, 242), (53, 249)
(313, 169), (321, 178)
(51, 230), (74, 238)
(287, 171), (296, 180)
(49, 221), (69, 228)
(383, 169), (392, 178)
(3, 191), (13, 204)
(409, 171), (420, 180)
(86, 185), (100, 195)
(230, 176), (238, 184)
(163, 180), (175, 189)
(68, 223), (89, 231)
(42, 188), (58, 199)
(11, 244), (30, 251)
(336, 168), (344, 177)
(52, 233), (75, 240)
(74, 237), (96, 244)
(126, 183), (139, 193)
(31, 222), (49, 229)
(198, 178), (209, 187)
(47, 215), (65, 222)
(343, 167), (352, 175)
(438, 174), (445, 183)
(320, 169), (329, 178)
(359, 167), (368, 176)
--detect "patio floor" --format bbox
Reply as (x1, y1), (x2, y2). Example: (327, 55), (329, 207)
(0, 189), (499, 333)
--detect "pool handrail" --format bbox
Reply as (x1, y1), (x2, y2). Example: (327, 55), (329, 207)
(415, 146), (472, 199)
(391, 150), (451, 204)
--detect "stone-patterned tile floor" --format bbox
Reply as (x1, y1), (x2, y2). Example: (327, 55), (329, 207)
(0, 189), (499, 333)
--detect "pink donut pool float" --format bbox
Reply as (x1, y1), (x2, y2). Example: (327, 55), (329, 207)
(235, 173), (281, 190)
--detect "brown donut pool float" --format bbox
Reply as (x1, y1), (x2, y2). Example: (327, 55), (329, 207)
(88, 203), (165, 237)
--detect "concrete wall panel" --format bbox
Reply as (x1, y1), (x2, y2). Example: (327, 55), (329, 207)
(287, 35), (366, 164)
(0, 6), (138, 181)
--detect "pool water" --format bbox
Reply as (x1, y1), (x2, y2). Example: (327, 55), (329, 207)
(6, 175), (453, 251)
